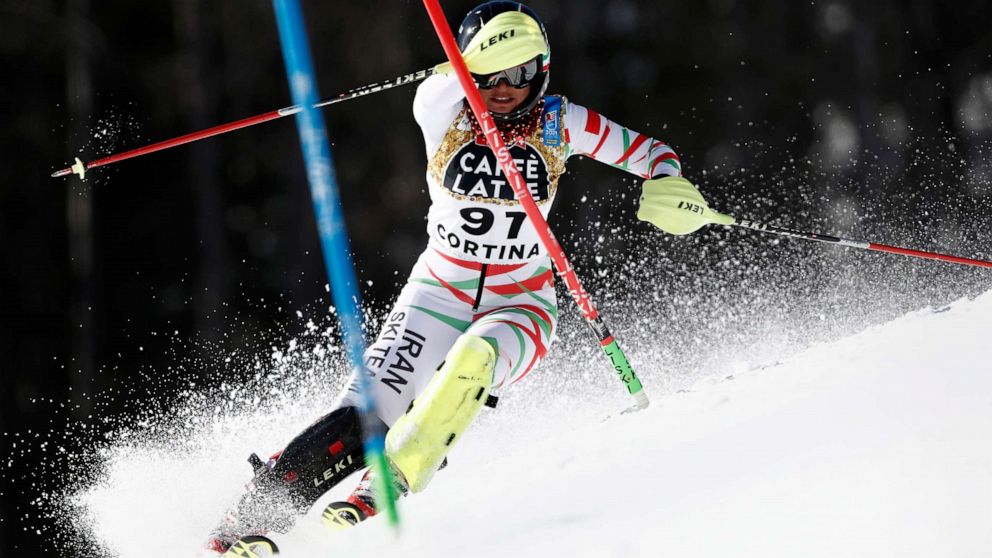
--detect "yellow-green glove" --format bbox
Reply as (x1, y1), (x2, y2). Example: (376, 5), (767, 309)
(637, 176), (735, 235)
(434, 11), (548, 76)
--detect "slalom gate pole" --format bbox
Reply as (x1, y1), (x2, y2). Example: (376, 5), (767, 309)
(733, 219), (992, 269)
(271, 0), (399, 528)
(51, 67), (434, 179)
(421, 0), (650, 412)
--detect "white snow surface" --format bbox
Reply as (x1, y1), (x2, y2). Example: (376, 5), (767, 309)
(76, 291), (992, 558)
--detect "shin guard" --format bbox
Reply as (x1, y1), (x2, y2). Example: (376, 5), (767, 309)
(385, 334), (495, 493)
(221, 406), (377, 536)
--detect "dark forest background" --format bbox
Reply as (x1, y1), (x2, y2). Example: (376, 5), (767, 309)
(1, 0), (991, 554)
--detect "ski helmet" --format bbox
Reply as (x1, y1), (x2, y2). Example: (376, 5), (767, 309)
(457, 1), (550, 121)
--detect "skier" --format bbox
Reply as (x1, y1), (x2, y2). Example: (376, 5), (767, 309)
(207, 1), (729, 553)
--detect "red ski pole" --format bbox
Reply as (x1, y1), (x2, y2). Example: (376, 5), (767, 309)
(734, 219), (992, 269)
(421, 0), (649, 412)
(51, 68), (434, 179)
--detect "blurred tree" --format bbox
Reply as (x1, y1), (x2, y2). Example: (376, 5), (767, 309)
(1, 1), (991, 554)
(66, 0), (96, 417)
(173, 0), (229, 344)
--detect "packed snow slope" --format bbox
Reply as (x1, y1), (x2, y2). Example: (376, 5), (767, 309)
(78, 291), (992, 558)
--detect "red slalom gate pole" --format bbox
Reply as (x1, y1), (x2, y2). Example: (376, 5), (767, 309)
(51, 67), (434, 179)
(734, 219), (992, 269)
(421, 0), (649, 412)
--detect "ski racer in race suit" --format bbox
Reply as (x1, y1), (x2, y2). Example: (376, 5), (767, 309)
(206, 1), (731, 552)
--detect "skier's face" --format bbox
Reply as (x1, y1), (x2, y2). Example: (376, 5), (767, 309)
(480, 81), (531, 115)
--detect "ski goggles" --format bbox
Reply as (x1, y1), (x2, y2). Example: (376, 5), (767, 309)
(472, 56), (543, 89)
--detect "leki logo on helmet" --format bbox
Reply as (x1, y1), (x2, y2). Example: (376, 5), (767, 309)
(479, 29), (516, 50)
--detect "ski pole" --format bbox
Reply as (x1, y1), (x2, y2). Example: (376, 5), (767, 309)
(421, 0), (649, 413)
(51, 67), (435, 179)
(733, 218), (992, 269)
(271, 0), (400, 528)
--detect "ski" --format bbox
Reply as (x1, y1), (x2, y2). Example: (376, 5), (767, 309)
(221, 535), (280, 558)
(321, 501), (368, 531)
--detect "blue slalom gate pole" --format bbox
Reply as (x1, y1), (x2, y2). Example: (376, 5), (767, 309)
(270, 0), (400, 527)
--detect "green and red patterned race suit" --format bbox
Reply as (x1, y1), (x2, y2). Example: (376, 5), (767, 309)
(342, 74), (681, 425)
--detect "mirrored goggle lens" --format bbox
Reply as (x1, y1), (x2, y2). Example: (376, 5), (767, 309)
(473, 57), (540, 89)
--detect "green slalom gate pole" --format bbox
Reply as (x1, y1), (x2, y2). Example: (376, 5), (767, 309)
(271, 0), (399, 528)
(420, 0), (649, 413)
